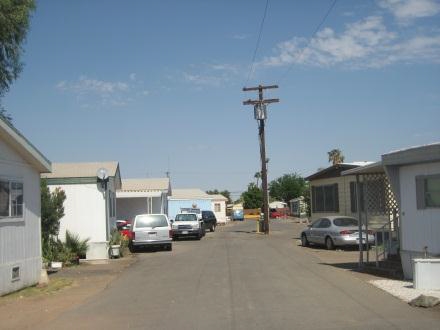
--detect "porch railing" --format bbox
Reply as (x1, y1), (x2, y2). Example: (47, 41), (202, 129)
(374, 216), (399, 267)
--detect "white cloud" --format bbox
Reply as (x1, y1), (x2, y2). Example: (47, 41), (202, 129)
(56, 75), (152, 108)
(378, 0), (440, 21)
(261, 15), (440, 69)
(182, 62), (241, 88)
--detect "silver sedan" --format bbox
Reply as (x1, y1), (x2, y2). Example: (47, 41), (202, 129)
(300, 216), (375, 250)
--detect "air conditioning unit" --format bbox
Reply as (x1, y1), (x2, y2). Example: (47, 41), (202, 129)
(413, 258), (440, 290)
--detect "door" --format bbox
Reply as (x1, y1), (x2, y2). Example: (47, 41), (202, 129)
(315, 218), (331, 244)
(308, 219), (321, 244)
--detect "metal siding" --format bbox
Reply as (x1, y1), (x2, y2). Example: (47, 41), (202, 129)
(0, 139), (42, 296)
(399, 162), (440, 254)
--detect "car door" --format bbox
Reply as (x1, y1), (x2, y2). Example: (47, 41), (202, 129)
(315, 218), (331, 244)
(307, 219), (321, 244)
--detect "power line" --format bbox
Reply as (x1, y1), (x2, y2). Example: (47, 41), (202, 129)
(278, 0), (338, 83)
(245, 0), (270, 86)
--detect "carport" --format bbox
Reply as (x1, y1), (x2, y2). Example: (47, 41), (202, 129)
(342, 162), (398, 268)
(116, 178), (170, 221)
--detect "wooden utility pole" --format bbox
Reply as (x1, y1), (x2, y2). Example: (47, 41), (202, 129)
(243, 85), (279, 234)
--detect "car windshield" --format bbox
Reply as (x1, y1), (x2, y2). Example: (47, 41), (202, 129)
(333, 218), (358, 227)
(175, 214), (197, 221)
(135, 215), (168, 228)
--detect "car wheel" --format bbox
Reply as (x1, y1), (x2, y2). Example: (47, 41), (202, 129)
(166, 244), (172, 251)
(325, 236), (335, 250)
(210, 224), (216, 232)
(301, 234), (309, 247)
(196, 234), (202, 240)
(129, 242), (136, 253)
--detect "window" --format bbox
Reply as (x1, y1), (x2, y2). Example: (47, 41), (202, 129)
(417, 174), (440, 209)
(318, 218), (331, 228)
(214, 203), (221, 212)
(350, 182), (365, 213)
(0, 179), (23, 218)
(135, 214), (168, 228)
(311, 184), (339, 213)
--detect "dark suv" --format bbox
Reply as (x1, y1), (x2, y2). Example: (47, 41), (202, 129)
(201, 210), (217, 232)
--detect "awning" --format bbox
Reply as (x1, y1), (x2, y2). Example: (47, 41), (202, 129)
(116, 191), (162, 198)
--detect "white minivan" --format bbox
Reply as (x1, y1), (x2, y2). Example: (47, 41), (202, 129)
(129, 214), (172, 252)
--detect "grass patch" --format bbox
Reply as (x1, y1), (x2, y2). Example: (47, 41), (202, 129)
(3, 277), (73, 299)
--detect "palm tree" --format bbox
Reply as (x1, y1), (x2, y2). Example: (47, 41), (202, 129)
(254, 171), (261, 188)
(328, 149), (345, 165)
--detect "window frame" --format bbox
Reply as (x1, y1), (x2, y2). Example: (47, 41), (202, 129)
(311, 183), (339, 213)
(214, 203), (221, 212)
(0, 177), (24, 220)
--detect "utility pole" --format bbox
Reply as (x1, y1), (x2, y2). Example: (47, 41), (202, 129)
(243, 85), (279, 234)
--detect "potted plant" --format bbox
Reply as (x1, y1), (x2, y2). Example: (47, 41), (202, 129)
(109, 229), (122, 258)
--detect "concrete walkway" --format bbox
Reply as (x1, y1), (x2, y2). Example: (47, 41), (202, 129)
(41, 220), (440, 329)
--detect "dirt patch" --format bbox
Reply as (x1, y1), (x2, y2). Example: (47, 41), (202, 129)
(0, 255), (136, 329)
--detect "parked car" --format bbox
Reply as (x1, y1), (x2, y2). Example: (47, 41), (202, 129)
(300, 216), (375, 250)
(171, 213), (205, 240)
(232, 208), (244, 221)
(116, 219), (132, 239)
(129, 214), (172, 252)
(270, 208), (281, 219)
(201, 210), (217, 232)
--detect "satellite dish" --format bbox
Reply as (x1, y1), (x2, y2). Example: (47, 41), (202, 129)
(97, 167), (109, 180)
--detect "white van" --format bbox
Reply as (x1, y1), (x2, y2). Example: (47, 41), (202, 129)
(129, 214), (172, 252)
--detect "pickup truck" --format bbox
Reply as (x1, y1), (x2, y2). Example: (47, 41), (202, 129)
(171, 213), (205, 240)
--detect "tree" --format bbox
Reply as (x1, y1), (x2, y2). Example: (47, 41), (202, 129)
(328, 149), (345, 165)
(41, 179), (66, 243)
(254, 171), (261, 187)
(0, 0), (35, 116)
(241, 183), (262, 209)
(269, 173), (307, 203)
(206, 189), (232, 204)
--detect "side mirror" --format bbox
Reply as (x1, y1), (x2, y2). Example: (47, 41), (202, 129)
(170, 219), (174, 223)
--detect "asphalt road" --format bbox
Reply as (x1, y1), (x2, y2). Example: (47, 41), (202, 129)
(43, 220), (440, 329)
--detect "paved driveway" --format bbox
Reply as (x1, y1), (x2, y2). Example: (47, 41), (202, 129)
(42, 220), (440, 329)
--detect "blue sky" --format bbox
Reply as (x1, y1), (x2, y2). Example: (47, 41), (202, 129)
(4, 0), (440, 198)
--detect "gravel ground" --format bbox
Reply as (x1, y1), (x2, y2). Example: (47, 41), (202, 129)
(370, 279), (440, 302)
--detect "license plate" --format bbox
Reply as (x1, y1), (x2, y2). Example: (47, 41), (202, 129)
(182, 231), (188, 234)
(148, 232), (157, 237)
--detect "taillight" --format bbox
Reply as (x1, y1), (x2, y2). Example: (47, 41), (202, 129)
(132, 232), (135, 240)
(340, 230), (354, 235)
(169, 230), (173, 238)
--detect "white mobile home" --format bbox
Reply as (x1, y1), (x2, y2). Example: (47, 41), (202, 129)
(116, 178), (170, 220)
(41, 162), (121, 260)
(210, 194), (228, 224)
(0, 116), (51, 296)
(383, 143), (440, 279)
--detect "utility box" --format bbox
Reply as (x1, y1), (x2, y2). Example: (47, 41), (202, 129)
(413, 259), (440, 290)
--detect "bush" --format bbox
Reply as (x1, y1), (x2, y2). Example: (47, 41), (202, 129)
(65, 230), (89, 259)
(42, 231), (89, 266)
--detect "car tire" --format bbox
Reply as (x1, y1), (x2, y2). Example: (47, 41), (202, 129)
(301, 234), (309, 247)
(197, 234), (202, 240)
(325, 236), (335, 250)
(210, 224), (216, 232)
(166, 244), (172, 251)
(129, 242), (136, 253)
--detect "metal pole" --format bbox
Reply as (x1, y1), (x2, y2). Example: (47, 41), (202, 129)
(356, 174), (363, 267)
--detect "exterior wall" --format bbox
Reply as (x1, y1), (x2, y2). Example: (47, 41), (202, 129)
(309, 175), (357, 221)
(398, 162), (440, 279)
(48, 177), (118, 260)
(211, 200), (227, 223)
(168, 199), (212, 220)
(0, 140), (42, 296)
